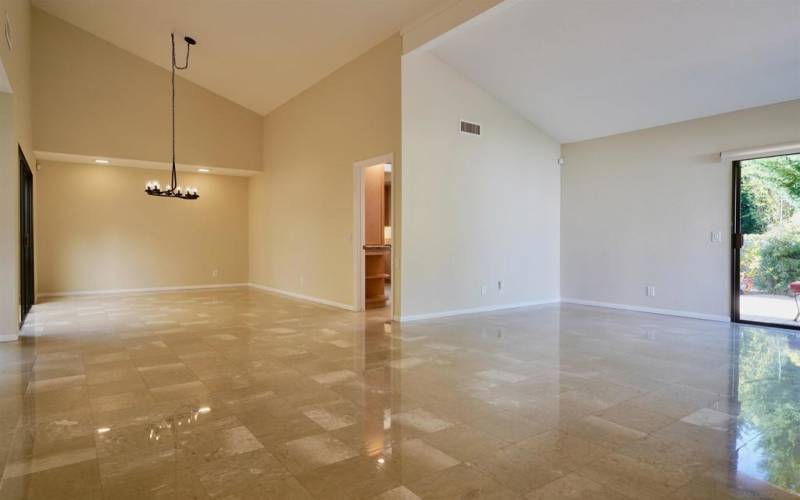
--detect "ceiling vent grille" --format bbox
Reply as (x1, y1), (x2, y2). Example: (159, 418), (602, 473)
(460, 120), (481, 136)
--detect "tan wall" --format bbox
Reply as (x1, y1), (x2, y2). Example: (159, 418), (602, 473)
(37, 162), (249, 294)
(32, 8), (262, 172)
(0, 0), (32, 337)
(1, 0), (32, 156)
(0, 93), (19, 337)
(561, 100), (800, 319)
(249, 35), (401, 309)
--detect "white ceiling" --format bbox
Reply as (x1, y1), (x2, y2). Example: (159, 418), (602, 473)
(430, 0), (800, 143)
(33, 0), (447, 115)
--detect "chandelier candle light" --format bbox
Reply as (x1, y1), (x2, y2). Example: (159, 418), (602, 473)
(145, 33), (200, 200)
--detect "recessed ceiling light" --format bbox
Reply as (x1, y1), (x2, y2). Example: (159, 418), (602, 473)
(197, 168), (210, 173)
(94, 159), (110, 164)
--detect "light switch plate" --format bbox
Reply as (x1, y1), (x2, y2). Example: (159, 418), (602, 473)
(711, 231), (722, 243)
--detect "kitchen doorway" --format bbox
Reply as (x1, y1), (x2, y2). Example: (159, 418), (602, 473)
(353, 153), (394, 317)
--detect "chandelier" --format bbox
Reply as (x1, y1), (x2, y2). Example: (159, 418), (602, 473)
(145, 33), (200, 200)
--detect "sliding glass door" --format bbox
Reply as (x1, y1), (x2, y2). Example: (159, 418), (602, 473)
(733, 153), (800, 328)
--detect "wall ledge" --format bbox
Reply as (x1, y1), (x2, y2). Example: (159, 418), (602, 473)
(35, 151), (259, 177)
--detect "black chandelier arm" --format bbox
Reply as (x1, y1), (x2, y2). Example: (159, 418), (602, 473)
(145, 186), (199, 200)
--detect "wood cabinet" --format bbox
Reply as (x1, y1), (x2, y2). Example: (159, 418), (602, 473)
(364, 245), (390, 308)
(364, 164), (390, 308)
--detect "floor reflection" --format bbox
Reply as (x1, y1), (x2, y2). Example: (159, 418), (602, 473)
(733, 326), (800, 495)
(146, 404), (212, 442)
(1, 290), (799, 499)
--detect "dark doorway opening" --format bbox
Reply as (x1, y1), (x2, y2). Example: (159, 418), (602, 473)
(732, 153), (800, 329)
(19, 147), (34, 326)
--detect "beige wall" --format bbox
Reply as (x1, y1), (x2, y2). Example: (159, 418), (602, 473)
(249, 35), (401, 309)
(32, 8), (262, 172)
(1, 0), (32, 156)
(400, 51), (561, 319)
(0, 0), (32, 338)
(37, 162), (249, 294)
(30, 8), (258, 304)
(562, 100), (800, 320)
(0, 93), (19, 338)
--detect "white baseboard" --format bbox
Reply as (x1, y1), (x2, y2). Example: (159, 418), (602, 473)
(34, 284), (730, 324)
(247, 283), (357, 311)
(561, 298), (730, 323)
(37, 283), (249, 299)
(0, 334), (18, 342)
(398, 299), (560, 322)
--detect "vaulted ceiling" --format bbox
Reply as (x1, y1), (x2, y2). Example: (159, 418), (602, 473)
(430, 0), (800, 143)
(33, 0), (448, 115)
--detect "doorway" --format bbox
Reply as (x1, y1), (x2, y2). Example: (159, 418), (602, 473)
(353, 154), (394, 317)
(732, 153), (800, 328)
(19, 147), (34, 326)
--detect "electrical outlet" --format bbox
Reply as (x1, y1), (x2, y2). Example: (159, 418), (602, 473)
(497, 280), (503, 292)
(211, 269), (219, 278)
(646, 285), (656, 297)
(481, 285), (487, 296)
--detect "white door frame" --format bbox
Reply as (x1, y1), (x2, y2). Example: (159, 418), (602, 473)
(353, 153), (394, 315)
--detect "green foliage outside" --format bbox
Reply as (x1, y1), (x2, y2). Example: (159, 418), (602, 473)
(740, 156), (799, 235)
(737, 328), (800, 493)
(743, 223), (800, 294)
(740, 155), (800, 293)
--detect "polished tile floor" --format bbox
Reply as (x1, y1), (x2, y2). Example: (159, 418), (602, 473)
(0, 288), (798, 499)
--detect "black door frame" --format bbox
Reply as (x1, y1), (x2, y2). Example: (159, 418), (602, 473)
(731, 156), (800, 330)
(19, 146), (34, 326)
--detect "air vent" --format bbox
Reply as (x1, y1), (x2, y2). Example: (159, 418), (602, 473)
(460, 120), (481, 136)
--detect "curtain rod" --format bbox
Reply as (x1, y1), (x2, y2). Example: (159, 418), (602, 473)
(720, 141), (800, 161)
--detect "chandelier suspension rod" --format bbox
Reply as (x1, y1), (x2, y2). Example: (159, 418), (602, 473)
(171, 33), (192, 189)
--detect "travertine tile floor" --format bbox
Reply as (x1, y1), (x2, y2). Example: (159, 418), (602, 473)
(0, 288), (798, 499)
